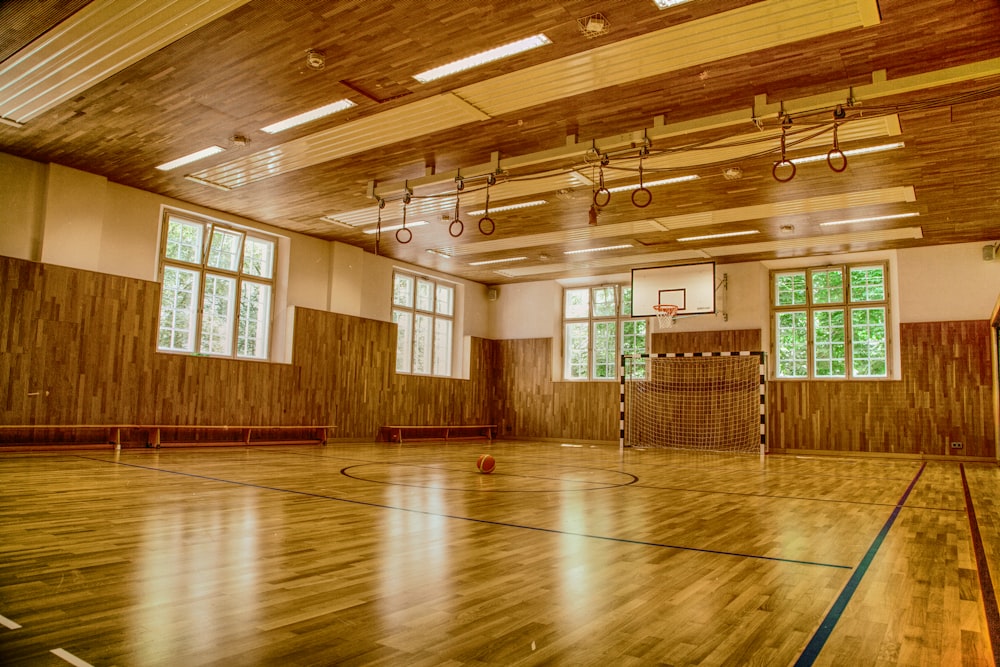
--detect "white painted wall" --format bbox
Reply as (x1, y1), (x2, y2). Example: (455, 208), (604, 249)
(897, 243), (1000, 321)
(0, 152), (46, 260)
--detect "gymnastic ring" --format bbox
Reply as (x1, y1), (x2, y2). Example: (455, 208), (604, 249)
(631, 187), (652, 209)
(593, 188), (611, 208)
(827, 149), (848, 173)
(395, 227), (413, 244)
(772, 159), (796, 183)
(479, 216), (495, 236)
(449, 219), (464, 238)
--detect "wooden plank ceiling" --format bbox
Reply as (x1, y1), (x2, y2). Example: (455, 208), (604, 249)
(1, 0), (999, 285)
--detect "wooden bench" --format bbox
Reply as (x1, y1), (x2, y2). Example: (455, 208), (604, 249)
(0, 424), (336, 451)
(377, 424), (497, 444)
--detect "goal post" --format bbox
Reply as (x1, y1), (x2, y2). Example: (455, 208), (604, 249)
(619, 351), (766, 454)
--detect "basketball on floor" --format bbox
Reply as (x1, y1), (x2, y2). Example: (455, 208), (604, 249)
(476, 454), (495, 474)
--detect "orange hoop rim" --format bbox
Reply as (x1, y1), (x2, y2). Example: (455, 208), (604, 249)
(652, 304), (679, 315)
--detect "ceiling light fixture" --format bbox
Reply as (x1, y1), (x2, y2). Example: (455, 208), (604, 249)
(678, 230), (760, 242)
(361, 220), (429, 234)
(156, 145), (226, 171)
(652, 0), (695, 8)
(261, 99), (357, 134)
(467, 199), (547, 215)
(413, 34), (552, 83)
(818, 212), (920, 227)
(426, 249), (452, 258)
(468, 256), (528, 266)
(795, 141), (905, 165)
(606, 175), (699, 193)
(564, 244), (633, 255)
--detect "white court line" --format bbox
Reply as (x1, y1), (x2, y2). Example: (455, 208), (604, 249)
(0, 613), (22, 629)
(51, 648), (95, 667)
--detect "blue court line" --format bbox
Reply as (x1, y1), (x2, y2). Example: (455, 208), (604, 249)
(794, 462), (926, 666)
(960, 464), (1000, 665)
(76, 455), (850, 570)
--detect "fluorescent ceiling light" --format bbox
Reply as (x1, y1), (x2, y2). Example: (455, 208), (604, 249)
(795, 142), (905, 165)
(607, 175), (699, 193)
(261, 99), (357, 134)
(653, 0), (695, 8)
(819, 212), (920, 227)
(361, 221), (429, 234)
(426, 249), (452, 258)
(413, 34), (552, 83)
(468, 200), (547, 215)
(156, 145), (226, 171)
(469, 256), (528, 266)
(678, 230), (760, 242)
(564, 244), (633, 255)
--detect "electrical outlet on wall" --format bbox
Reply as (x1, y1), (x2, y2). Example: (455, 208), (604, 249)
(951, 441), (963, 449)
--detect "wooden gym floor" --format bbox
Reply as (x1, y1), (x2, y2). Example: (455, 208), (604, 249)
(1, 442), (998, 666)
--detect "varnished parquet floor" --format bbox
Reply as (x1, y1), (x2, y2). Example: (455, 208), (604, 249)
(0, 442), (997, 666)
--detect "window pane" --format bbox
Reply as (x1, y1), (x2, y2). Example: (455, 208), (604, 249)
(811, 268), (844, 305)
(237, 281), (271, 359)
(393, 273), (414, 307)
(621, 287), (634, 317)
(433, 318), (452, 376)
(774, 272), (806, 306)
(564, 288), (589, 319)
(592, 321), (617, 378)
(206, 228), (243, 272)
(200, 274), (237, 355)
(416, 278), (434, 312)
(392, 309), (412, 373)
(622, 319), (647, 378)
(813, 309), (846, 377)
(413, 313), (433, 374)
(165, 217), (203, 264)
(850, 265), (886, 302)
(158, 266), (200, 352)
(436, 284), (454, 316)
(775, 311), (808, 378)
(242, 236), (274, 279)
(592, 286), (616, 317)
(564, 322), (589, 379)
(851, 307), (887, 377)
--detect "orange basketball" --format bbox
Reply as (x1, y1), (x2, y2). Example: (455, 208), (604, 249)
(476, 453), (496, 474)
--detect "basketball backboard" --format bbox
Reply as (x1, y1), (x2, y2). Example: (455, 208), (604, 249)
(631, 261), (716, 317)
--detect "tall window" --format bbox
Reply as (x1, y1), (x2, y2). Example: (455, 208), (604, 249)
(772, 263), (890, 379)
(157, 211), (275, 360)
(564, 285), (647, 380)
(392, 271), (454, 376)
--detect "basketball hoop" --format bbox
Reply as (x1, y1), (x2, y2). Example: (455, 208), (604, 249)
(653, 304), (679, 328)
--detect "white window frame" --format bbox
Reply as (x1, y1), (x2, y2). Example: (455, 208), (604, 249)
(770, 261), (892, 380)
(392, 270), (455, 376)
(156, 210), (276, 361)
(563, 284), (648, 381)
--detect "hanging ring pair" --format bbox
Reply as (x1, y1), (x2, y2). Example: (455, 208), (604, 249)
(396, 190), (412, 244)
(631, 148), (652, 208)
(772, 127), (797, 183)
(826, 123), (847, 173)
(593, 155), (611, 208)
(479, 174), (496, 236)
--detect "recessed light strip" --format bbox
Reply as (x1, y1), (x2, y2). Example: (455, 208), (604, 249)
(564, 244), (633, 255)
(468, 200), (547, 215)
(606, 175), (699, 193)
(156, 145), (226, 171)
(361, 221), (429, 234)
(413, 34), (551, 83)
(795, 142), (905, 165)
(818, 212), (920, 227)
(468, 256), (528, 266)
(261, 99), (357, 134)
(678, 230), (760, 242)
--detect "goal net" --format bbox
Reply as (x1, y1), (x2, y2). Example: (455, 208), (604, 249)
(620, 352), (765, 453)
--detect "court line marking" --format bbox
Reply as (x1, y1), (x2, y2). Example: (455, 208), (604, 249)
(960, 464), (1000, 666)
(51, 648), (94, 667)
(0, 613), (22, 629)
(793, 462), (926, 667)
(76, 455), (851, 570)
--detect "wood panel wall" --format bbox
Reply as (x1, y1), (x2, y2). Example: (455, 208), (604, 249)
(0, 256), (497, 443)
(1, 256), (996, 459)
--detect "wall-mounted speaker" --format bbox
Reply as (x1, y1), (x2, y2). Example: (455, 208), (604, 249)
(984, 244), (998, 262)
(487, 287), (499, 301)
